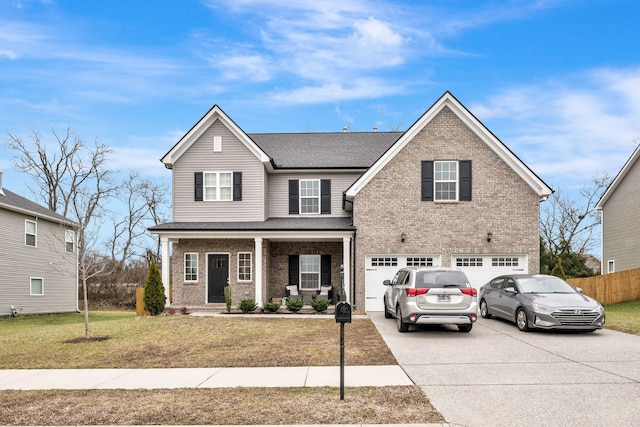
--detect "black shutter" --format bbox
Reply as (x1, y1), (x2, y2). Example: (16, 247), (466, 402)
(194, 172), (203, 201)
(288, 255), (299, 286)
(233, 172), (242, 201)
(320, 179), (331, 214)
(289, 180), (299, 214)
(321, 255), (332, 286)
(421, 161), (433, 201)
(459, 160), (472, 201)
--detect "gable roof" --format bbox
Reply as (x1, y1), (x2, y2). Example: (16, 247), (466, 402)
(0, 188), (78, 227)
(345, 91), (553, 200)
(160, 105), (270, 169)
(596, 144), (640, 209)
(250, 132), (401, 169)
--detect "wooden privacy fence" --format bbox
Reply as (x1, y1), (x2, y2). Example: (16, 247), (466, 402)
(567, 268), (640, 305)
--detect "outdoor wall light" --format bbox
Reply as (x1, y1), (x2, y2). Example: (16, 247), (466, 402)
(486, 231), (493, 243)
(401, 231), (407, 243)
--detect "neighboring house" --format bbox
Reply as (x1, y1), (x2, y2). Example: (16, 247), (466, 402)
(150, 92), (552, 311)
(0, 172), (79, 316)
(596, 144), (640, 274)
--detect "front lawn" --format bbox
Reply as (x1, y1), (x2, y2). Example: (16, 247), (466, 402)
(0, 311), (396, 369)
(605, 299), (640, 335)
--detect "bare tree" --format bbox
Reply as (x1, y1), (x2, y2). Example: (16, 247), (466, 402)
(6, 127), (117, 338)
(106, 171), (169, 266)
(540, 174), (612, 275)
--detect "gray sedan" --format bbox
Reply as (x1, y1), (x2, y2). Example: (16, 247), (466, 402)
(479, 274), (605, 332)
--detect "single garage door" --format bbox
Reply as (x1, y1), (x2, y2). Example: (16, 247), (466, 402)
(364, 255), (439, 311)
(453, 255), (527, 290)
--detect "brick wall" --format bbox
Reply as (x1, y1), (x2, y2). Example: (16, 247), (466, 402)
(170, 238), (343, 306)
(352, 107), (541, 309)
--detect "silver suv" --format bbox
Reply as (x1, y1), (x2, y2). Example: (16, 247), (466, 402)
(383, 267), (478, 333)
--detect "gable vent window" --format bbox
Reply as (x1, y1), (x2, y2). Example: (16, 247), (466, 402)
(213, 136), (222, 152)
(422, 160), (472, 202)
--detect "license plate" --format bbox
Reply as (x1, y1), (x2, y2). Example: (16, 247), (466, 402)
(437, 295), (451, 302)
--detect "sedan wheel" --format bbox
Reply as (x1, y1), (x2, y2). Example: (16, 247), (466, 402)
(516, 308), (530, 332)
(480, 299), (492, 319)
(396, 306), (409, 332)
(384, 297), (393, 319)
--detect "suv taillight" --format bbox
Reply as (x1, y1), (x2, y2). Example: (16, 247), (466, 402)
(461, 288), (477, 296)
(405, 288), (428, 296)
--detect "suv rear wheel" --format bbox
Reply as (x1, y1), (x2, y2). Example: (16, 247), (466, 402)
(396, 306), (409, 332)
(458, 323), (473, 333)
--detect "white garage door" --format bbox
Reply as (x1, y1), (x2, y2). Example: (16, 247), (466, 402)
(364, 255), (439, 311)
(453, 255), (527, 290)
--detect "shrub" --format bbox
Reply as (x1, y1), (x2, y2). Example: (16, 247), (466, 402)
(143, 259), (166, 316)
(286, 297), (303, 312)
(310, 298), (330, 313)
(224, 286), (232, 313)
(239, 299), (258, 313)
(263, 301), (281, 312)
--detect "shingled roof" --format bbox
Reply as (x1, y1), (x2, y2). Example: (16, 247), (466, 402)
(0, 188), (78, 226)
(249, 132), (402, 169)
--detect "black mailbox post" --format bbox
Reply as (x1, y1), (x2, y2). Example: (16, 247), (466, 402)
(335, 301), (351, 400)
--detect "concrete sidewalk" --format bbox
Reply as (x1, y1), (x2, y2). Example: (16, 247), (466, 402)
(0, 365), (413, 390)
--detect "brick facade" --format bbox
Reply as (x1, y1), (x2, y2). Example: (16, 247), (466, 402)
(352, 107), (541, 309)
(170, 238), (343, 307)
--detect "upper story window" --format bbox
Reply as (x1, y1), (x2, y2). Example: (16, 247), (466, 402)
(194, 171), (242, 202)
(204, 171), (233, 201)
(300, 179), (320, 214)
(421, 160), (472, 202)
(25, 220), (36, 247)
(435, 161), (457, 201)
(289, 179), (331, 215)
(65, 230), (75, 253)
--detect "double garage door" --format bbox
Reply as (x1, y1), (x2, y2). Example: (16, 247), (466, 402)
(364, 254), (526, 312)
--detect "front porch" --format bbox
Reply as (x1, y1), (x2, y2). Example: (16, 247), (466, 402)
(152, 218), (354, 309)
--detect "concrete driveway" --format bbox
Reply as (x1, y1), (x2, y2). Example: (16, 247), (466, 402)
(369, 312), (640, 426)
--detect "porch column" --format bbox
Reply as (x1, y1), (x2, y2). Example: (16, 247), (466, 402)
(161, 236), (170, 306)
(342, 237), (351, 303)
(254, 237), (263, 307)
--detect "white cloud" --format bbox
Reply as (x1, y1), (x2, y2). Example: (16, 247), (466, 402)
(472, 67), (640, 190)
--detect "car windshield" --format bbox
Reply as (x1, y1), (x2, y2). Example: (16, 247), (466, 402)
(517, 276), (576, 294)
(416, 271), (470, 288)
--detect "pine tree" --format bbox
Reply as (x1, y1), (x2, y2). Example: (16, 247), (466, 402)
(550, 257), (567, 280)
(144, 259), (166, 315)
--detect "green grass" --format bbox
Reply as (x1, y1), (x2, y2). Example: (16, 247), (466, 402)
(604, 299), (640, 335)
(0, 311), (396, 369)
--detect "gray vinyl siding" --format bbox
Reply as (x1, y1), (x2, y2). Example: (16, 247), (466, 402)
(601, 158), (640, 272)
(173, 120), (266, 222)
(268, 172), (361, 217)
(0, 209), (77, 315)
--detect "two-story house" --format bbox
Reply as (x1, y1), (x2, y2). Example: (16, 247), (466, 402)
(150, 92), (552, 311)
(0, 172), (79, 316)
(596, 144), (640, 274)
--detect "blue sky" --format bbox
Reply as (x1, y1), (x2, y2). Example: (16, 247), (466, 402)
(2, 0), (640, 200)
